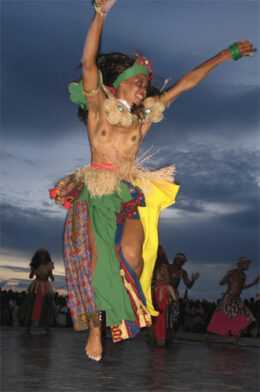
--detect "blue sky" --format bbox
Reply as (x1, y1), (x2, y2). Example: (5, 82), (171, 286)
(1, 0), (260, 299)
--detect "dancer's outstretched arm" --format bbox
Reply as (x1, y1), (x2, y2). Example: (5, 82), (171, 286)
(244, 274), (260, 289)
(161, 41), (255, 106)
(82, 1), (116, 104)
(183, 271), (200, 289)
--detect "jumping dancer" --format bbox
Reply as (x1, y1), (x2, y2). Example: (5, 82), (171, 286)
(50, 0), (255, 361)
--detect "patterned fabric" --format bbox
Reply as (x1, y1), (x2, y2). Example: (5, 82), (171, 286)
(112, 184), (151, 341)
(49, 173), (83, 209)
(207, 294), (255, 336)
(50, 168), (180, 341)
(64, 200), (99, 330)
(222, 294), (255, 319)
(111, 255), (151, 342)
(63, 183), (151, 341)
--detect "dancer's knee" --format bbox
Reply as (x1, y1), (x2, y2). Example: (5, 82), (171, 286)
(122, 245), (143, 276)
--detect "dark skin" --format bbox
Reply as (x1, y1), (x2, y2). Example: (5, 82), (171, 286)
(168, 257), (200, 301)
(220, 260), (260, 297)
(81, 0), (256, 361)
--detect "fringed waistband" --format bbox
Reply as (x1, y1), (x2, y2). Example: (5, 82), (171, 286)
(75, 161), (176, 197)
(49, 160), (176, 207)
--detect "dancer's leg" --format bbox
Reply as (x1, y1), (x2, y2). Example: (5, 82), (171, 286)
(121, 218), (144, 278)
(85, 319), (102, 361)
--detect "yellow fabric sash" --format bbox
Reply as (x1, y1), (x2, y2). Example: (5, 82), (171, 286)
(134, 180), (180, 316)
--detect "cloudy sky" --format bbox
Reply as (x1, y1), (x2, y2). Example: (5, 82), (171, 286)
(1, 0), (260, 299)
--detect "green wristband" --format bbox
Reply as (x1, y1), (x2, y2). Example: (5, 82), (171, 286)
(229, 43), (242, 61)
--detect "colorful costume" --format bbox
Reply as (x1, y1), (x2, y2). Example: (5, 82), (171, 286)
(207, 293), (255, 336)
(50, 164), (179, 342)
(19, 262), (56, 328)
(50, 53), (179, 342)
(152, 282), (172, 345)
(207, 268), (255, 336)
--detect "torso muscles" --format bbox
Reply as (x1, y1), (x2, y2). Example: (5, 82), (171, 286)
(226, 269), (246, 297)
(87, 105), (149, 166)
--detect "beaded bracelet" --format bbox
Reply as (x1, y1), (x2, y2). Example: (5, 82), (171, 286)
(229, 43), (242, 61)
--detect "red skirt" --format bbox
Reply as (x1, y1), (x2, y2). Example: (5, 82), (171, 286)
(152, 284), (170, 344)
(207, 294), (254, 336)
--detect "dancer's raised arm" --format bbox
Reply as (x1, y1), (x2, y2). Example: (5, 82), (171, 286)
(183, 270), (200, 289)
(82, 1), (116, 96)
(244, 274), (260, 289)
(161, 41), (255, 106)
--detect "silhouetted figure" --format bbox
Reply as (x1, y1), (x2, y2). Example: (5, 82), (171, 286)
(168, 253), (200, 331)
(152, 263), (176, 346)
(19, 249), (56, 334)
(208, 256), (259, 337)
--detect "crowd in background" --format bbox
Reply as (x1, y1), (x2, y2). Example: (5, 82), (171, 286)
(173, 295), (260, 336)
(1, 245), (260, 339)
(1, 287), (260, 337)
(0, 288), (72, 328)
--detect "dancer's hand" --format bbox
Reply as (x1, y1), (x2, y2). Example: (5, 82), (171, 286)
(226, 40), (256, 60)
(192, 272), (200, 281)
(94, 0), (117, 15)
(254, 274), (260, 285)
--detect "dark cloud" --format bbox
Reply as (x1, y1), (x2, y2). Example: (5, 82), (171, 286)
(2, 1), (259, 297)
(145, 144), (260, 214)
(157, 146), (259, 263)
(173, 145), (260, 200)
(2, 144), (259, 265)
(3, 1), (259, 142)
(1, 202), (65, 259)
(159, 211), (258, 265)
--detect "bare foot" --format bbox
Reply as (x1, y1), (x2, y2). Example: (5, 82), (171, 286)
(85, 326), (103, 362)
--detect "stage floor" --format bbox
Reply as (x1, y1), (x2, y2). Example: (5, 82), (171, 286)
(1, 327), (259, 392)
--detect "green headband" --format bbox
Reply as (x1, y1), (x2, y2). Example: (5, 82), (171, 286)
(68, 64), (149, 109)
(112, 63), (149, 89)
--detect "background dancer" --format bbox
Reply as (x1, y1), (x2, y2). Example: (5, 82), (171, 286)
(19, 249), (55, 334)
(208, 256), (260, 338)
(49, 0), (255, 361)
(168, 253), (200, 332)
(152, 263), (176, 346)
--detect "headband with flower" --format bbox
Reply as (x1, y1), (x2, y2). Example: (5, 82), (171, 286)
(68, 54), (153, 109)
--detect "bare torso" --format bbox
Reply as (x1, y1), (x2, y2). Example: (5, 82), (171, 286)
(87, 103), (150, 166)
(168, 265), (183, 290)
(86, 104), (150, 278)
(225, 269), (246, 297)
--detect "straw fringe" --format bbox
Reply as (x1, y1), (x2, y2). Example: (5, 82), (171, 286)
(76, 161), (176, 197)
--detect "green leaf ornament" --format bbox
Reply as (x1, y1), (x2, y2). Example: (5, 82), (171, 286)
(68, 80), (88, 110)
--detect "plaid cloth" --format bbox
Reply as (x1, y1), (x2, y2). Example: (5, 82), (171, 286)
(64, 200), (98, 330)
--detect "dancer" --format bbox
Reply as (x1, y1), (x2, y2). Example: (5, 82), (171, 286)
(19, 249), (55, 334)
(152, 245), (170, 288)
(168, 253), (200, 331)
(49, 0), (255, 361)
(152, 263), (176, 346)
(157, 244), (170, 266)
(207, 256), (259, 337)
